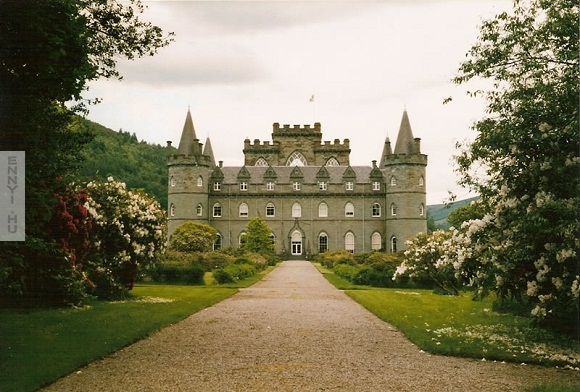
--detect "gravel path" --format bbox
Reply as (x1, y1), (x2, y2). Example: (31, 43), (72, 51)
(44, 260), (578, 391)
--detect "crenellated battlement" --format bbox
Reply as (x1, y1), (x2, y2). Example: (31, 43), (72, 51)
(273, 122), (322, 134)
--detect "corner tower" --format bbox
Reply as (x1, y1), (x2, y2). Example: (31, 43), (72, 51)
(166, 109), (215, 240)
(382, 110), (428, 252)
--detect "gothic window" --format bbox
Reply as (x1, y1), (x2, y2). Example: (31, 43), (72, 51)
(319, 181), (327, 191)
(419, 176), (424, 186)
(372, 181), (381, 191)
(390, 176), (397, 186)
(170, 176), (176, 187)
(293, 182), (301, 191)
(196, 203), (203, 216)
(372, 203), (381, 217)
(391, 236), (398, 253)
(319, 232), (328, 253)
(197, 176), (203, 187)
(214, 233), (222, 250)
(239, 202), (249, 217)
(169, 203), (175, 217)
(240, 182), (248, 191)
(292, 202), (302, 218)
(286, 151), (307, 166)
(255, 157), (268, 167)
(239, 232), (247, 246)
(371, 232), (382, 251)
(325, 157), (340, 166)
(266, 181), (275, 191)
(391, 203), (397, 216)
(345, 202), (355, 217)
(345, 232), (355, 253)
(318, 202), (328, 218)
(419, 203), (425, 217)
(266, 202), (275, 217)
(213, 203), (222, 217)
(345, 181), (354, 191)
(213, 182), (221, 191)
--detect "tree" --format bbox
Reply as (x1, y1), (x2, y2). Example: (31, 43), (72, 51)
(446, 201), (485, 230)
(170, 222), (218, 253)
(451, 0), (579, 327)
(243, 218), (275, 255)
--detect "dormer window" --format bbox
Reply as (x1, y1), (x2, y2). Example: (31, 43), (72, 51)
(293, 182), (301, 191)
(318, 181), (327, 191)
(240, 182), (248, 191)
(213, 182), (221, 191)
(372, 181), (381, 191)
(266, 181), (275, 191)
(345, 181), (354, 191)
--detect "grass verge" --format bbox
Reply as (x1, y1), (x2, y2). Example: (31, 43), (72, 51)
(0, 266), (274, 392)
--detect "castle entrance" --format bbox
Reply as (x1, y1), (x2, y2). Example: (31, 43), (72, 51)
(291, 230), (302, 256)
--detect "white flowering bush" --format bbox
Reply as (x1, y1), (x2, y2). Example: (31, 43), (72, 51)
(85, 177), (166, 294)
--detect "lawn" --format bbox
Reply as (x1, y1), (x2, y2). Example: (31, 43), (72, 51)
(0, 266), (275, 392)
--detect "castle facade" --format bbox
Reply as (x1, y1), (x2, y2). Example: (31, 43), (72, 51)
(167, 109), (427, 256)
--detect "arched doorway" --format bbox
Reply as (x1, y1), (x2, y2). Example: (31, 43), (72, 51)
(291, 230), (302, 256)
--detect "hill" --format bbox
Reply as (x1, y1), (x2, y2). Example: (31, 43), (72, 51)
(427, 196), (479, 230)
(78, 119), (169, 209)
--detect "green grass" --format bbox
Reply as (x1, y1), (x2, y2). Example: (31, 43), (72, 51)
(0, 267), (274, 392)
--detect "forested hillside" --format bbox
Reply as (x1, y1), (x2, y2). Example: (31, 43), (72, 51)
(78, 118), (169, 209)
(427, 196), (479, 229)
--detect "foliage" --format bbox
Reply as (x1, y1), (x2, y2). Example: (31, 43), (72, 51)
(242, 217), (275, 255)
(446, 200), (485, 230)
(85, 177), (166, 292)
(313, 250), (355, 269)
(451, 0), (579, 326)
(170, 222), (218, 253)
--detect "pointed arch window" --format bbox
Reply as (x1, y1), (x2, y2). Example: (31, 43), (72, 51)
(345, 232), (355, 253)
(286, 151), (307, 166)
(345, 202), (355, 217)
(391, 203), (397, 216)
(390, 176), (397, 186)
(419, 203), (425, 217)
(169, 203), (175, 217)
(319, 232), (328, 253)
(372, 203), (381, 217)
(170, 176), (176, 187)
(266, 202), (275, 217)
(239, 202), (249, 217)
(213, 203), (222, 217)
(325, 157), (340, 166)
(214, 233), (222, 250)
(197, 176), (203, 187)
(419, 176), (424, 186)
(255, 157), (268, 167)
(391, 236), (398, 253)
(371, 232), (382, 251)
(239, 232), (247, 246)
(318, 202), (328, 218)
(292, 202), (302, 218)
(196, 203), (203, 216)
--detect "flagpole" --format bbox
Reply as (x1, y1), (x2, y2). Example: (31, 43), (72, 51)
(309, 94), (315, 123)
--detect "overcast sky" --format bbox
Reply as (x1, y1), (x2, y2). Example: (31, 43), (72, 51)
(85, 0), (511, 205)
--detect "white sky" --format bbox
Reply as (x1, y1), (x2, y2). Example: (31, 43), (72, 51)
(85, 0), (511, 205)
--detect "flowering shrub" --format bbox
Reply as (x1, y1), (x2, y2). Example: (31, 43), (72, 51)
(85, 177), (166, 291)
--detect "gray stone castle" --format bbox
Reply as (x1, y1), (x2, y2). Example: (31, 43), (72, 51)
(167, 109), (427, 256)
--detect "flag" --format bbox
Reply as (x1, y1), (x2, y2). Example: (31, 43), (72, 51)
(309, 94), (314, 102)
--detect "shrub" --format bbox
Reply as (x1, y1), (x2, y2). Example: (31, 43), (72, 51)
(151, 261), (204, 285)
(213, 268), (234, 284)
(334, 264), (360, 282)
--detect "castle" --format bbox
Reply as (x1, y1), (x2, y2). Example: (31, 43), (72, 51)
(167, 109), (427, 256)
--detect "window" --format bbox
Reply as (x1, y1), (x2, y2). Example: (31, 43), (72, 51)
(170, 176), (176, 187)
(270, 232), (276, 247)
(345, 181), (354, 191)
(239, 232), (247, 246)
(391, 203), (397, 216)
(319, 232), (328, 253)
(240, 182), (248, 191)
(266, 181), (275, 191)
(213, 203), (222, 217)
(318, 202), (328, 218)
(213, 182), (221, 191)
(266, 202), (275, 217)
(255, 157), (268, 167)
(169, 203), (175, 217)
(325, 157), (340, 166)
(292, 202), (302, 218)
(372, 181), (381, 191)
(345, 202), (354, 217)
(390, 176), (397, 186)
(419, 203), (425, 217)
(391, 236), (398, 253)
(372, 203), (381, 217)
(197, 176), (203, 187)
(318, 181), (327, 191)
(419, 176), (424, 186)
(293, 182), (301, 191)
(239, 202), (249, 217)
(286, 151), (307, 166)
(371, 232), (382, 251)
(214, 234), (222, 250)
(345, 232), (355, 253)
(196, 203), (203, 216)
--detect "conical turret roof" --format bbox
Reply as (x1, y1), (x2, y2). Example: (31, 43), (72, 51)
(177, 109), (198, 156)
(393, 110), (415, 154)
(203, 137), (216, 167)
(379, 136), (392, 167)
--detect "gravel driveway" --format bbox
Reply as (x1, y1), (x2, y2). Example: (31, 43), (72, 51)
(44, 260), (578, 391)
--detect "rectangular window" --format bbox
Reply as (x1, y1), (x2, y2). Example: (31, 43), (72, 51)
(345, 181), (353, 191)
(318, 181), (327, 191)
(266, 182), (275, 191)
(372, 181), (381, 190)
(213, 182), (221, 191)
(213, 205), (222, 217)
(266, 204), (275, 217)
(293, 182), (301, 191)
(240, 182), (248, 191)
